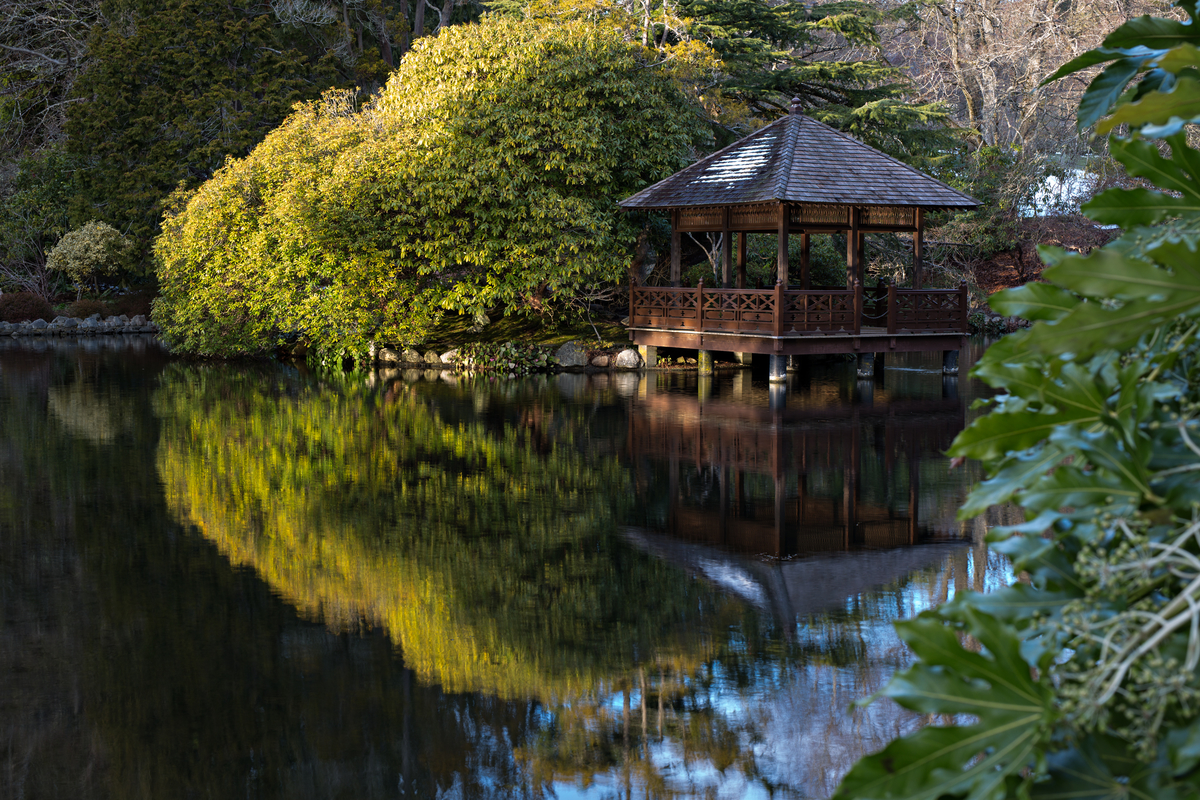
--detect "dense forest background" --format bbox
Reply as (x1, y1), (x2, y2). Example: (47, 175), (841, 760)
(0, 0), (1169, 307)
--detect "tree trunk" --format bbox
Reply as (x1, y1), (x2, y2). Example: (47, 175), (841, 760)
(436, 0), (454, 33)
(396, 0), (411, 56)
(413, 0), (426, 41)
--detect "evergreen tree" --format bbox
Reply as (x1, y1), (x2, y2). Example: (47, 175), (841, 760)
(65, 0), (334, 265)
(64, 0), (420, 267)
(495, 0), (952, 160)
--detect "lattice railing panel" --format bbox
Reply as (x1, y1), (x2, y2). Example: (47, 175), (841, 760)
(701, 289), (776, 333)
(892, 289), (966, 331)
(631, 287), (700, 329)
(782, 291), (857, 332)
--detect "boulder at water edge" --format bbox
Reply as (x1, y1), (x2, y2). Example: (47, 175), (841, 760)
(614, 349), (641, 369)
(423, 350), (442, 365)
(554, 341), (589, 367)
(590, 354), (610, 368)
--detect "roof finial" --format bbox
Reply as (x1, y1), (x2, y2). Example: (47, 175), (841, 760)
(790, 97), (802, 116)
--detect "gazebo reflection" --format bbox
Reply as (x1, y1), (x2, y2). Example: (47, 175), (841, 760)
(625, 370), (967, 558)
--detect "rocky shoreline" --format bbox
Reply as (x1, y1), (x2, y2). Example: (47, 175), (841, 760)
(1, 314), (159, 337)
(367, 341), (645, 371)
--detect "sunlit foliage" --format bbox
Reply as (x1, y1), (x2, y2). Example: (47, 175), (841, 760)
(152, 16), (710, 361)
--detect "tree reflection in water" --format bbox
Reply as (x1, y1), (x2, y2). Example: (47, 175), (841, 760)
(0, 337), (1015, 799)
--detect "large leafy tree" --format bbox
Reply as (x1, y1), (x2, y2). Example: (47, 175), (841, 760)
(152, 16), (710, 360)
(833, 2), (1200, 797)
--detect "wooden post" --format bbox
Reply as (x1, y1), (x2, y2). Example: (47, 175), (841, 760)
(800, 231), (810, 288)
(913, 208), (924, 289)
(845, 207), (860, 288)
(736, 231), (747, 289)
(696, 278), (705, 332)
(852, 279), (863, 335)
(773, 279), (784, 338)
(629, 275), (636, 329)
(721, 208), (732, 288)
(887, 279), (897, 335)
(849, 209), (859, 291)
(670, 209), (681, 287)
(777, 203), (789, 287)
(856, 229), (866, 285)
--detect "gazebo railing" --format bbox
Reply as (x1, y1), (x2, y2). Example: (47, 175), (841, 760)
(630, 281), (861, 335)
(883, 281), (969, 334)
(629, 280), (968, 336)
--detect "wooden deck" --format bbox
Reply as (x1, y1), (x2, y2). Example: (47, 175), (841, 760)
(629, 282), (968, 355)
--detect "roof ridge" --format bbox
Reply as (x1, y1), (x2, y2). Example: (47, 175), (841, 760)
(773, 115), (799, 201)
(796, 114), (980, 206)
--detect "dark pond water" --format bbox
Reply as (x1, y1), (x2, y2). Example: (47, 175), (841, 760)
(0, 336), (1016, 799)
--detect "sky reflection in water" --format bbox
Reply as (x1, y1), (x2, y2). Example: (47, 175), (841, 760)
(0, 336), (1015, 799)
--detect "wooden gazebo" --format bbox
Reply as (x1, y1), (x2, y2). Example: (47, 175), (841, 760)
(619, 100), (979, 376)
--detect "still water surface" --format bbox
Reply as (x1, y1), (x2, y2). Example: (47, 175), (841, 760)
(0, 336), (1013, 799)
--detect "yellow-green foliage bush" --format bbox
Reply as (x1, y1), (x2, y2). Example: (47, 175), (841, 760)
(46, 221), (132, 290)
(153, 16), (710, 361)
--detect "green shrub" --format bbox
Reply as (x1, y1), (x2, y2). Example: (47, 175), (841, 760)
(45, 221), (133, 294)
(152, 16), (709, 362)
(0, 292), (54, 323)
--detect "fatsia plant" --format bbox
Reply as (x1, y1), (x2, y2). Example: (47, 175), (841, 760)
(833, 3), (1200, 798)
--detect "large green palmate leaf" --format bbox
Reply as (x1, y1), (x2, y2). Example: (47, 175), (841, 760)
(1043, 248), (1186, 301)
(987, 533), (1081, 593)
(833, 608), (1054, 800)
(950, 409), (1087, 462)
(1029, 735), (1198, 800)
(1048, 427), (1155, 500)
(1012, 293), (1200, 362)
(1083, 187), (1200, 226)
(957, 446), (1064, 518)
(1103, 15), (1200, 50)
(956, 582), (1080, 626)
(1017, 465), (1144, 518)
(1108, 138), (1200, 201)
(950, 362), (1110, 461)
(1099, 75), (1200, 134)
(1043, 47), (1159, 85)
(987, 283), (1080, 322)
(1079, 59), (1146, 130)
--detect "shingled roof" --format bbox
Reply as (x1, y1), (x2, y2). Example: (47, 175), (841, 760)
(620, 112), (978, 211)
